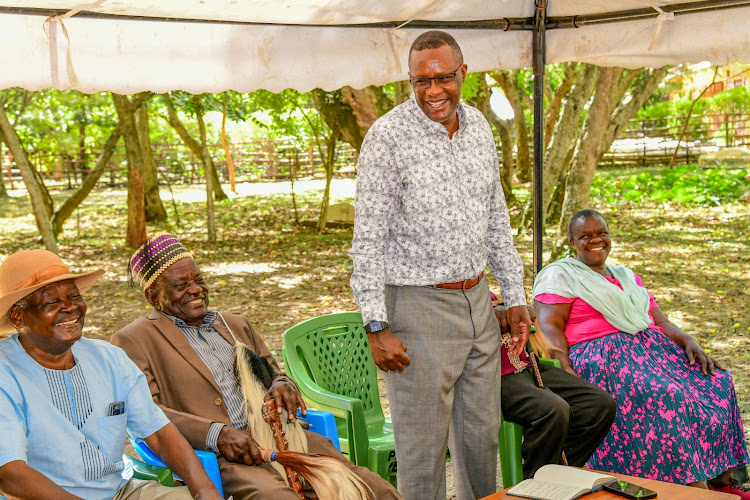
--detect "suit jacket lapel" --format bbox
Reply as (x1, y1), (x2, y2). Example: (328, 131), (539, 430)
(148, 309), (222, 394)
(212, 312), (239, 347)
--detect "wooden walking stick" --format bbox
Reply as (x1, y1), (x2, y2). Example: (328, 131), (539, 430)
(233, 342), (373, 500)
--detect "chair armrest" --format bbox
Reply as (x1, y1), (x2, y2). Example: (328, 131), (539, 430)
(285, 364), (370, 465)
(538, 357), (561, 368)
(298, 409), (341, 451)
(128, 434), (224, 496)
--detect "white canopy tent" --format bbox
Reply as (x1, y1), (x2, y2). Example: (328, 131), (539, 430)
(1, 1), (749, 93)
(2, 0), (749, 269)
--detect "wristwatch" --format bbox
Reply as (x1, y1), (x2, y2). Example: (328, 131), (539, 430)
(364, 321), (390, 334)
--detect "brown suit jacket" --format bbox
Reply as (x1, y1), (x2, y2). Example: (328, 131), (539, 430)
(111, 310), (282, 450)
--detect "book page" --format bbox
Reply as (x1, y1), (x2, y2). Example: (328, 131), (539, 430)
(534, 464), (615, 489)
(507, 479), (585, 500)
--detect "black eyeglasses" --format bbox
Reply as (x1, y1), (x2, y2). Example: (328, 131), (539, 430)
(409, 64), (463, 89)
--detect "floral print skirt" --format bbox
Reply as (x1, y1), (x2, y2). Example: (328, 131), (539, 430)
(568, 328), (749, 484)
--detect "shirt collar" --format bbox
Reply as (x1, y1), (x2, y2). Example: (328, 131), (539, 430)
(160, 309), (218, 329)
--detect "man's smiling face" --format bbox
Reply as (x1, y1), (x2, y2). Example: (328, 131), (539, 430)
(12, 280), (86, 354)
(409, 44), (466, 133)
(148, 258), (209, 327)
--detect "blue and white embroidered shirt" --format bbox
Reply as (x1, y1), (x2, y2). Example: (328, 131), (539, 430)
(0, 335), (170, 499)
(350, 96), (526, 324)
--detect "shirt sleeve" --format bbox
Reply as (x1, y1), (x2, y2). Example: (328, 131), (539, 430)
(483, 122), (527, 308)
(206, 422), (225, 453)
(115, 347), (170, 440)
(534, 293), (575, 304)
(0, 376), (27, 468)
(349, 124), (401, 325)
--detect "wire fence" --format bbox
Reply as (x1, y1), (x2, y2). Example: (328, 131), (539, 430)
(1, 112), (748, 191)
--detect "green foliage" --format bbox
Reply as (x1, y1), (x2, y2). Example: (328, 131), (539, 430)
(637, 85), (750, 122)
(461, 72), (484, 101)
(1, 89), (117, 172)
(591, 165), (749, 206)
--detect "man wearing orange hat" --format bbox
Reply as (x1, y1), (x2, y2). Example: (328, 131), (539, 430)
(0, 249), (222, 500)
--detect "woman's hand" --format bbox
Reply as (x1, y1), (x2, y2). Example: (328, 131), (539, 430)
(684, 338), (726, 376)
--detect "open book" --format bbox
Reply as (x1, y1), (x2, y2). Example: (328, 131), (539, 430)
(507, 465), (617, 500)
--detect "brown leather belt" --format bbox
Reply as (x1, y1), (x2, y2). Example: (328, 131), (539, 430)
(427, 271), (484, 290)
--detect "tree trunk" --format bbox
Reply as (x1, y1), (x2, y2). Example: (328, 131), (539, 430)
(341, 86), (380, 133)
(472, 74), (517, 207)
(603, 67), (669, 148)
(135, 103), (168, 222)
(317, 133), (338, 233)
(221, 105), (237, 193)
(312, 89), (366, 153)
(76, 118), (88, 177)
(113, 93), (147, 249)
(550, 67), (666, 261)
(0, 142), (8, 197)
(161, 94), (227, 201)
(546, 146), (576, 225)
(196, 106), (216, 242)
(395, 81), (411, 106)
(539, 64), (600, 221)
(51, 125), (122, 236)
(491, 70), (532, 183)
(544, 63), (578, 151)
(0, 104), (58, 252)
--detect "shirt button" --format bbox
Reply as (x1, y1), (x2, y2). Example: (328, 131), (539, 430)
(214, 398), (222, 406)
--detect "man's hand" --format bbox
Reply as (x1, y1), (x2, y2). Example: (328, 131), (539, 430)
(216, 426), (263, 466)
(367, 328), (410, 372)
(507, 305), (532, 357)
(685, 338), (726, 376)
(265, 379), (306, 423)
(494, 304), (536, 334)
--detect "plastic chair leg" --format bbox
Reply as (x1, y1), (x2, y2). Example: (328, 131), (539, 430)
(499, 418), (524, 488)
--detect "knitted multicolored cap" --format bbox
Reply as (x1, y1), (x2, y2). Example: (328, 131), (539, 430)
(128, 233), (192, 289)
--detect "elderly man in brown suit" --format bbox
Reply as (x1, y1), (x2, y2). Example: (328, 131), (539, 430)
(111, 234), (402, 500)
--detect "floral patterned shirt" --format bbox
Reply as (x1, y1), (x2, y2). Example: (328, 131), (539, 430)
(350, 96), (526, 324)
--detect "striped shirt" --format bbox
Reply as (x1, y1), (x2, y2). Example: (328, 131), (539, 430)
(162, 310), (245, 452)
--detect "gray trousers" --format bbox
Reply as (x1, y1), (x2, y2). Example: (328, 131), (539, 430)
(384, 277), (501, 500)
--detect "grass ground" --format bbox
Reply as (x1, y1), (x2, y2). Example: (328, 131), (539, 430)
(0, 166), (748, 495)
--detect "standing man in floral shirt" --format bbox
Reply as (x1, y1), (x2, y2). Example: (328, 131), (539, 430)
(350, 30), (531, 500)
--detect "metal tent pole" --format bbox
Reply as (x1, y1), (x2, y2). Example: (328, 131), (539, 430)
(532, 0), (547, 276)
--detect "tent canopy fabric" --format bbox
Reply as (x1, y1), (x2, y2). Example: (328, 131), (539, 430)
(1, 0), (749, 93)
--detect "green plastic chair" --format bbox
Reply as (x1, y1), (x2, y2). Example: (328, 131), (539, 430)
(498, 356), (561, 488)
(123, 452), (175, 487)
(282, 312), (397, 486)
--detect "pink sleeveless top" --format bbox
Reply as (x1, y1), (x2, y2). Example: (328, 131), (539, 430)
(534, 274), (662, 345)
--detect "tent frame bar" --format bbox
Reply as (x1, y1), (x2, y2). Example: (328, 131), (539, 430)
(1, 0), (748, 31)
(532, 0), (547, 276)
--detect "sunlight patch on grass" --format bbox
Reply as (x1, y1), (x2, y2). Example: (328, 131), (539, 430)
(202, 261), (280, 275)
(264, 275), (304, 289)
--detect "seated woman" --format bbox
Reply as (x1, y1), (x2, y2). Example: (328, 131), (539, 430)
(532, 209), (749, 497)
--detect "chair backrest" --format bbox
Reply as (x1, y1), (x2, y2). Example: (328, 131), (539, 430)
(283, 312), (385, 424)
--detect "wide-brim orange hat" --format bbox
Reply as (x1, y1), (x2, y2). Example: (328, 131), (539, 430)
(0, 249), (104, 334)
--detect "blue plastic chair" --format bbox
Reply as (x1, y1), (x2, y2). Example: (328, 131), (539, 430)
(129, 437), (224, 497)
(130, 409), (339, 497)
